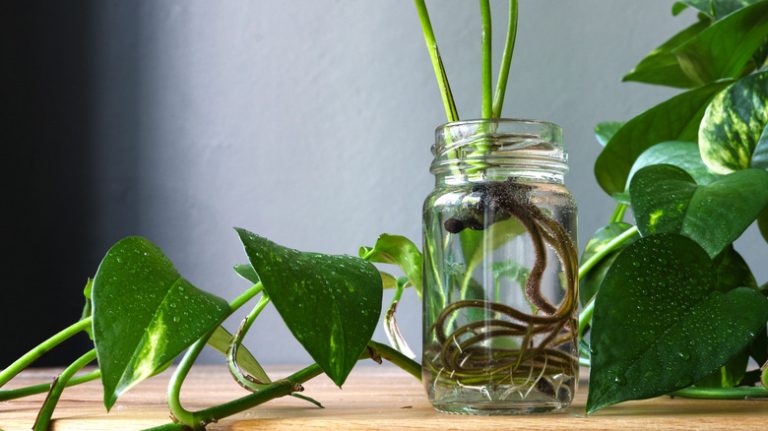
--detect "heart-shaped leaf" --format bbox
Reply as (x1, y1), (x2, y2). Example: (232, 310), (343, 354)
(713, 246), (757, 292)
(700, 71), (768, 174)
(629, 164), (768, 257)
(579, 222), (638, 306)
(628, 141), (720, 188)
(237, 228), (382, 386)
(595, 81), (729, 195)
(587, 234), (768, 413)
(92, 237), (230, 410)
(359, 234), (423, 297)
(595, 122), (625, 147)
(674, 1), (768, 85)
(623, 19), (710, 88)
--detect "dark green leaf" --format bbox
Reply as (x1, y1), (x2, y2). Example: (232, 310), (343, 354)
(595, 122), (625, 147)
(629, 164), (768, 257)
(700, 71), (768, 173)
(207, 326), (270, 384)
(234, 263), (260, 284)
(595, 82), (731, 195)
(674, 1), (768, 84)
(92, 237), (230, 410)
(587, 234), (768, 413)
(695, 348), (750, 387)
(237, 229), (382, 386)
(628, 141), (720, 187)
(624, 19), (710, 88)
(759, 207), (768, 243)
(579, 222), (637, 306)
(713, 246), (757, 291)
(751, 125), (768, 169)
(673, 2), (691, 15)
(359, 234), (423, 296)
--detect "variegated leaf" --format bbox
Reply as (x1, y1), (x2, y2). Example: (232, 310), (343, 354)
(700, 71), (768, 174)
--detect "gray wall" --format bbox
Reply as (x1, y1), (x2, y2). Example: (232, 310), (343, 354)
(90, 0), (767, 364)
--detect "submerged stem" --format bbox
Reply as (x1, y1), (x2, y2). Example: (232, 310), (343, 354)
(492, 0), (519, 118)
(480, 0), (493, 118)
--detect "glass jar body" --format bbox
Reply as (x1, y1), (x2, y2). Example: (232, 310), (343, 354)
(422, 120), (578, 415)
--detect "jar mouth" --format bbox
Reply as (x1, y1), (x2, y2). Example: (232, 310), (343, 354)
(431, 118), (567, 179)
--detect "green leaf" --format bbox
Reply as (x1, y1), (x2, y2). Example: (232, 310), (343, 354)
(751, 125), (768, 169)
(595, 82), (730, 195)
(595, 122), (625, 147)
(673, 2), (691, 15)
(629, 164), (768, 257)
(579, 222), (637, 306)
(624, 19), (710, 88)
(587, 234), (768, 413)
(759, 207), (768, 243)
(628, 141), (720, 187)
(80, 279), (94, 339)
(359, 234), (423, 297)
(207, 325), (270, 384)
(234, 263), (260, 284)
(700, 71), (768, 174)
(711, 0), (764, 18)
(713, 246), (758, 291)
(92, 237), (230, 410)
(237, 229), (382, 386)
(696, 348), (750, 388)
(681, 0), (713, 15)
(674, 1), (768, 85)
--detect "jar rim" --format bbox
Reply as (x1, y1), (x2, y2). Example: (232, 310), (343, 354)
(435, 118), (562, 135)
(431, 118), (568, 181)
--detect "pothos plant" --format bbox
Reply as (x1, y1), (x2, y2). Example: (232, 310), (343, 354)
(582, 0), (768, 413)
(0, 1), (516, 430)
(2, 1), (768, 430)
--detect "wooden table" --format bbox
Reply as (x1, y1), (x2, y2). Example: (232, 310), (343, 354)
(1, 365), (766, 430)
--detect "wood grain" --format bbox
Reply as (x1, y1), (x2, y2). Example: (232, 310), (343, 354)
(1, 365), (766, 430)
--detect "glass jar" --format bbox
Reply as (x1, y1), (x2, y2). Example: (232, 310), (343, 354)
(422, 119), (578, 415)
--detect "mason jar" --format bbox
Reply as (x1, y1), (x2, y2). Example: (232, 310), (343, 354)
(422, 119), (578, 415)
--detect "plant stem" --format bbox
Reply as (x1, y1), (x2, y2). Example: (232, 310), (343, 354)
(609, 203), (628, 224)
(492, 0), (519, 118)
(413, 0), (459, 122)
(0, 317), (92, 388)
(577, 225), (640, 358)
(671, 386), (768, 399)
(33, 349), (97, 431)
(229, 283), (263, 311)
(0, 370), (101, 402)
(479, 0), (493, 118)
(368, 340), (422, 380)
(578, 225), (639, 280)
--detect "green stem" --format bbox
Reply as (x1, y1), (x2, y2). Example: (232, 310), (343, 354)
(229, 283), (263, 311)
(492, 0), (519, 118)
(479, 0), (493, 118)
(610, 203), (628, 224)
(33, 349), (97, 431)
(227, 294), (271, 389)
(578, 226), (639, 280)
(672, 386), (768, 399)
(577, 225), (640, 357)
(0, 370), (101, 402)
(413, 0), (459, 122)
(368, 340), (422, 380)
(0, 317), (92, 388)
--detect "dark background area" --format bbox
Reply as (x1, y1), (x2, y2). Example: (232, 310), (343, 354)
(1, 2), (113, 366)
